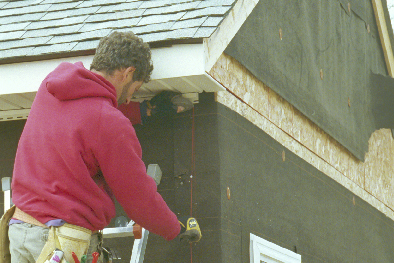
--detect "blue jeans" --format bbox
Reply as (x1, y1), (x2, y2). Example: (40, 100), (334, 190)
(9, 223), (102, 263)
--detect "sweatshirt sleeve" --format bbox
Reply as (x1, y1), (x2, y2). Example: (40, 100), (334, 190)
(93, 108), (180, 240)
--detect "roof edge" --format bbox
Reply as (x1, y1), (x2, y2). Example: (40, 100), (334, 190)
(0, 38), (203, 66)
(203, 0), (259, 72)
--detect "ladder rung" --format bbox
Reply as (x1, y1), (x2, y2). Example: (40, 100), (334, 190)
(102, 226), (135, 238)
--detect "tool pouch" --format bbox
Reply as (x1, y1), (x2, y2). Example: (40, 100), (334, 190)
(36, 223), (92, 263)
(0, 206), (15, 263)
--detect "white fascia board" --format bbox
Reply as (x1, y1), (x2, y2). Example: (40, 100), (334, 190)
(150, 43), (205, 79)
(0, 43), (204, 96)
(204, 0), (259, 72)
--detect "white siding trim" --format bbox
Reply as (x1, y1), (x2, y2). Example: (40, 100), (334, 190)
(250, 233), (301, 263)
(0, 44), (205, 96)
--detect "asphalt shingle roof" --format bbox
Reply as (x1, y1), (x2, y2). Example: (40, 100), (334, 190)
(0, 0), (236, 63)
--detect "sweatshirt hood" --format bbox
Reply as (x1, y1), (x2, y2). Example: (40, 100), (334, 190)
(46, 62), (118, 107)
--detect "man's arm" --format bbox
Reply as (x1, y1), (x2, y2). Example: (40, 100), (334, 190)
(93, 108), (180, 240)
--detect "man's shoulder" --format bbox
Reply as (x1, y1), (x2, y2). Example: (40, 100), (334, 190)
(93, 101), (133, 128)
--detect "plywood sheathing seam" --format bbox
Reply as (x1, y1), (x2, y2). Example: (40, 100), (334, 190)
(209, 53), (394, 221)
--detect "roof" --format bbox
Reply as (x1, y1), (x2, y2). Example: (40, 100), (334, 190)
(0, 0), (236, 64)
(0, 0), (260, 121)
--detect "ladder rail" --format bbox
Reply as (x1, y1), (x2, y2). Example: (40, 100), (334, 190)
(2, 177), (11, 213)
(130, 228), (149, 263)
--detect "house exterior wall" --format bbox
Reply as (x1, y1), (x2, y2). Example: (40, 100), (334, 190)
(209, 52), (394, 223)
(134, 93), (394, 262)
(215, 99), (394, 262)
(0, 101), (223, 262)
(2, 92), (394, 262)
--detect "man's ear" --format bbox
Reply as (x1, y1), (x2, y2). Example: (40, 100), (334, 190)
(123, 66), (136, 81)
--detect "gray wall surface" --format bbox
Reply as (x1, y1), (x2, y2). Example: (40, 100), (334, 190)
(132, 93), (394, 262)
(216, 102), (394, 262)
(225, 0), (392, 161)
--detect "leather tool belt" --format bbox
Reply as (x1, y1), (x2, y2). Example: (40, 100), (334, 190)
(36, 223), (92, 263)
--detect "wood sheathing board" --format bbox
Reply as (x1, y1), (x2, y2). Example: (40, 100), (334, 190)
(209, 53), (394, 224)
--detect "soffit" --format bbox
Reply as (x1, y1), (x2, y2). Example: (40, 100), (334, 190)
(0, 43), (225, 121)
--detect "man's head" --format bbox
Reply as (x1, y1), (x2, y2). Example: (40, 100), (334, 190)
(90, 31), (153, 104)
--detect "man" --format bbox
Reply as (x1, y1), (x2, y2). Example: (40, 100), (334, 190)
(118, 90), (194, 126)
(6, 31), (200, 263)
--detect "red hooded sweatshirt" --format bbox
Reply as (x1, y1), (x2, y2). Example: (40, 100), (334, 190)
(11, 62), (180, 240)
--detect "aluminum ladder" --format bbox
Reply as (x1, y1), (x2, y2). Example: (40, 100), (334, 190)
(102, 164), (162, 263)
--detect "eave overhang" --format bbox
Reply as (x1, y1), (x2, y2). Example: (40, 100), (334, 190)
(0, 43), (222, 121)
(0, 0), (259, 121)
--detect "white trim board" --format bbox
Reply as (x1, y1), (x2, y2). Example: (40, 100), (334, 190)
(0, 43), (206, 96)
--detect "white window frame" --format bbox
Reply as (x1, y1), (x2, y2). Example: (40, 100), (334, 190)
(250, 233), (301, 263)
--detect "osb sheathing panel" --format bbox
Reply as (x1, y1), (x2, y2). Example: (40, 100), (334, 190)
(209, 53), (394, 220)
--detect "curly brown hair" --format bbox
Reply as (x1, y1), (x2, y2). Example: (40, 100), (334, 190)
(90, 31), (153, 83)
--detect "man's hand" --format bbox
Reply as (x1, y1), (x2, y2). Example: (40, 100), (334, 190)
(178, 217), (202, 243)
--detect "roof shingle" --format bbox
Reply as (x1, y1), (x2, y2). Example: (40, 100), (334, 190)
(0, 22), (30, 33)
(0, 12), (45, 26)
(22, 24), (84, 39)
(0, 4), (51, 16)
(0, 0), (236, 63)
(2, 0), (44, 10)
(0, 36), (51, 51)
(26, 16), (89, 30)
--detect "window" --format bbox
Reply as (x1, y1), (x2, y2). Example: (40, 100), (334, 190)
(250, 233), (301, 263)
